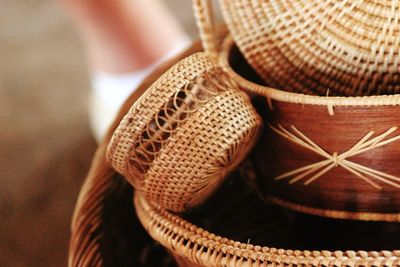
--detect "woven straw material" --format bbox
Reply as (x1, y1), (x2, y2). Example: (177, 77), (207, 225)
(107, 52), (262, 213)
(69, 43), (205, 267)
(70, 38), (400, 265)
(219, 0), (400, 96)
(134, 183), (400, 267)
(220, 36), (400, 107)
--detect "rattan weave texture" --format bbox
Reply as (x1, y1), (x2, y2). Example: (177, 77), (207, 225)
(220, 0), (400, 96)
(70, 37), (400, 266)
(135, 189), (400, 267)
(107, 52), (262, 213)
(69, 45), (203, 266)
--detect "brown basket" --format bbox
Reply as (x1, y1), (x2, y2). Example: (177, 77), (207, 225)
(220, 35), (400, 222)
(70, 38), (400, 267)
(192, 0), (400, 221)
(218, 0), (400, 96)
(134, 174), (400, 267)
(69, 42), (206, 267)
(106, 51), (262, 213)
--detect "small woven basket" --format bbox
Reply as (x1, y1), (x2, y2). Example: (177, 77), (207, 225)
(219, 0), (400, 96)
(107, 52), (262, 213)
(192, 0), (400, 221)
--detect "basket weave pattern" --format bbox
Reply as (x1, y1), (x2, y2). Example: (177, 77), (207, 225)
(70, 34), (400, 265)
(69, 45), (207, 267)
(135, 192), (400, 267)
(107, 52), (262, 212)
(220, 0), (400, 96)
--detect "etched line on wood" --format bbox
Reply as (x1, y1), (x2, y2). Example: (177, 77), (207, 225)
(269, 124), (400, 189)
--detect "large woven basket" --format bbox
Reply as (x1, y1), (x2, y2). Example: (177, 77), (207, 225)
(192, 0), (400, 221)
(135, 172), (400, 267)
(219, 0), (400, 96)
(70, 0), (400, 264)
(70, 38), (400, 266)
(220, 35), (400, 221)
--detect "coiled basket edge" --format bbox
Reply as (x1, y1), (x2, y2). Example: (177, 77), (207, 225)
(134, 190), (400, 267)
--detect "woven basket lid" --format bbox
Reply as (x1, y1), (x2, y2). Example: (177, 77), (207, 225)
(219, 0), (400, 96)
(106, 52), (262, 213)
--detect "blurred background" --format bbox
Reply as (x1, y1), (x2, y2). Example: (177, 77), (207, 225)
(0, 1), (197, 266)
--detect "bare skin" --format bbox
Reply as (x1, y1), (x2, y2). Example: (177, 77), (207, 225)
(61, 0), (188, 73)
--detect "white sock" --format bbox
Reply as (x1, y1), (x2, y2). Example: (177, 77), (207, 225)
(89, 38), (191, 142)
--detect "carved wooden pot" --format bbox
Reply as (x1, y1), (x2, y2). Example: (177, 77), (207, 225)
(221, 35), (400, 222)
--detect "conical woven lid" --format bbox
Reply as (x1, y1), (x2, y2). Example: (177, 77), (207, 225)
(220, 0), (400, 96)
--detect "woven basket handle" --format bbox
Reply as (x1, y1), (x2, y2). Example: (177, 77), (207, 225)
(192, 0), (218, 58)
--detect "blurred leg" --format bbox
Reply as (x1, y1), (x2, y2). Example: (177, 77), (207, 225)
(61, 0), (190, 140)
(61, 0), (189, 72)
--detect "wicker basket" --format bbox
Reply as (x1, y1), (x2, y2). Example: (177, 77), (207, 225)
(192, 0), (400, 221)
(106, 51), (262, 213)
(135, 173), (400, 267)
(220, 35), (400, 222)
(69, 1), (400, 264)
(69, 42), (205, 266)
(219, 0), (400, 96)
(70, 37), (400, 267)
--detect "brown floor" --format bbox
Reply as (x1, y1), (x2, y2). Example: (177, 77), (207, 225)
(0, 1), (197, 266)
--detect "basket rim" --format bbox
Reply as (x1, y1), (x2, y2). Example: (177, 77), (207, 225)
(134, 192), (400, 267)
(220, 35), (400, 107)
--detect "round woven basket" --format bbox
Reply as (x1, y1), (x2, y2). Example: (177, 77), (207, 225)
(220, 35), (400, 222)
(69, 36), (262, 266)
(219, 0), (400, 96)
(135, 172), (400, 267)
(70, 37), (400, 267)
(193, 0), (400, 221)
(106, 51), (262, 213)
